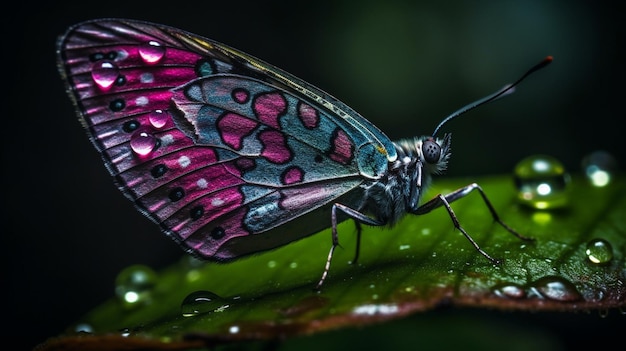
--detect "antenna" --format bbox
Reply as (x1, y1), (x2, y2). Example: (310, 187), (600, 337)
(432, 56), (553, 137)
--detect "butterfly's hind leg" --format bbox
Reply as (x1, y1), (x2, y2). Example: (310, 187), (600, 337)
(413, 182), (535, 264)
(314, 203), (385, 291)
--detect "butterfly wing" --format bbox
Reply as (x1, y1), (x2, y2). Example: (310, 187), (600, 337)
(57, 19), (395, 260)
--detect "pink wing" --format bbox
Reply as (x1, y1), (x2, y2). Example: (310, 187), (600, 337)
(58, 19), (389, 260)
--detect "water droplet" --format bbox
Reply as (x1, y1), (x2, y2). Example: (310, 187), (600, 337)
(148, 109), (169, 129)
(115, 265), (157, 308)
(139, 41), (165, 63)
(267, 260), (277, 268)
(130, 129), (158, 156)
(74, 323), (93, 333)
(529, 276), (582, 302)
(513, 155), (571, 209)
(581, 151), (617, 187)
(91, 61), (119, 89)
(229, 325), (240, 334)
(587, 287), (606, 302)
(180, 256), (206, 282)
(585, 238), (613, 265)
(181, 290), (225, 317)
(493, 283), (526, 299)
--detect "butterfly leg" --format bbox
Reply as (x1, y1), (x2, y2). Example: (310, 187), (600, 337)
(413, 182), (534, 263)
(314, 203), (385, 291)
(352, 221), (363, 265)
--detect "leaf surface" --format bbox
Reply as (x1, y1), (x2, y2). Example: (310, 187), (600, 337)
(37, 175), (626, 350)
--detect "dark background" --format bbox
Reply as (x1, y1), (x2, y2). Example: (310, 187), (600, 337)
(3, 1), (623, 350)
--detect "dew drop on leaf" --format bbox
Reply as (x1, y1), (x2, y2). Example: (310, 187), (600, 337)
(585, 238), (613, 265)
(581, 150), (617, 187)
(493, 283), (526, 299)
(115, 264), (158, 308)
(73, 323), (93, 333)
(181, 290), (226, 317)
(528, 276), (582, 302)
(513, 155), (571, 209)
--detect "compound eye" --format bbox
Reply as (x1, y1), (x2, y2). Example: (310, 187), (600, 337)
(422, 138), (441, 164)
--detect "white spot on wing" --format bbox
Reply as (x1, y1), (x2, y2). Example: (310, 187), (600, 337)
(160, 134), (174, 147)
(178, 155), (191, 168)
(135, 96), (149, 106)
(197, 178), (208, 188)
(140, 72), (154, 83)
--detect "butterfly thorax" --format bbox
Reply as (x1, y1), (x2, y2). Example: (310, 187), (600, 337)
(360, 134), (451, 226)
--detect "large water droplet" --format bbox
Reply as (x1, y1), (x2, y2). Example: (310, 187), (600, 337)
(91, 61), (119, 89)
(581, 151), (617, 187)
(585, 238), (613, 265)
(513, 155), (570, 209)
(139, 41), (165, 64)
(529, 276), (582, 302)
(130, 129), (158, 156)
(181, 290), (225, 317)
(148, 109), (169, 129)
(115, 265), (157, 308)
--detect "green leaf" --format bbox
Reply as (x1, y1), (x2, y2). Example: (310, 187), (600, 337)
(38, 175), (625, 350)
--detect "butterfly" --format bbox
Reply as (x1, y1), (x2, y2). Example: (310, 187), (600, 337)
(57, 19), (551, 290)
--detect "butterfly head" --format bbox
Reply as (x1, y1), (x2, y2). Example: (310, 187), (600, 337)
(393, 133), (451, 176)
(420, 134), (452, 175)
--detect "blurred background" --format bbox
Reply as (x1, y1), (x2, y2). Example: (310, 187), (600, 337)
(3, 1), (623, 350)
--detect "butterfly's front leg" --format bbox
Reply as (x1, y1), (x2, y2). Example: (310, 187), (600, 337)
(314, 203), (385, 291)
(413, 182), (535, 264)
